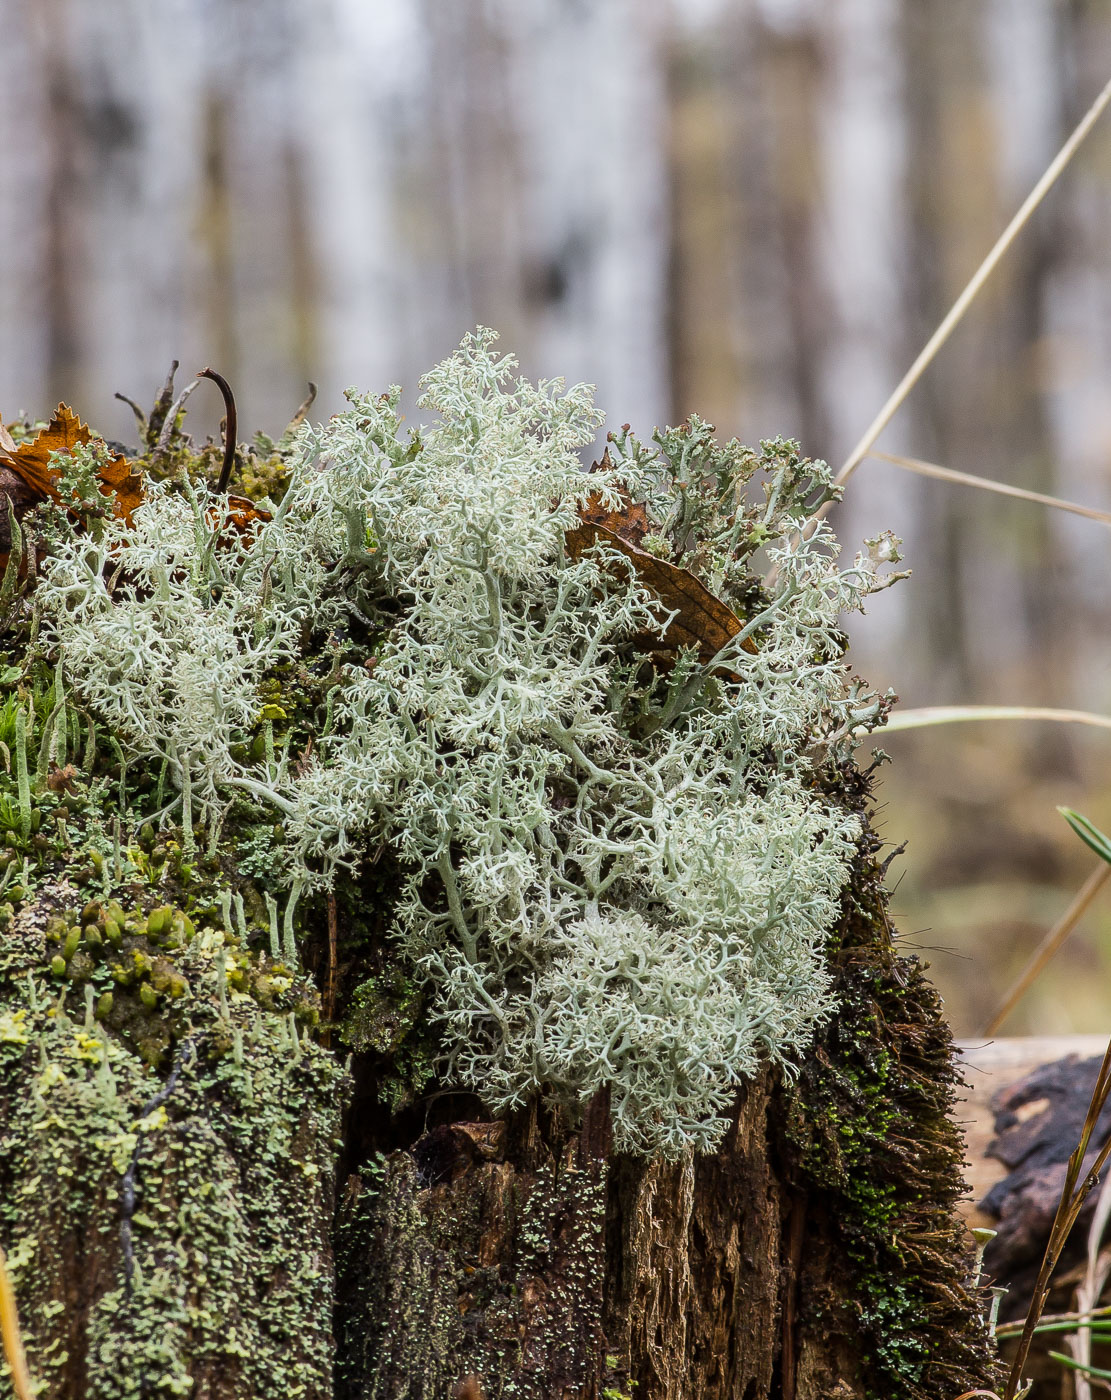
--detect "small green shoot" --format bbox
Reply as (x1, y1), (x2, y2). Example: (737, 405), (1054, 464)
(1058, 808), (1111, 866)
(1048, 1351), (1111, 1382)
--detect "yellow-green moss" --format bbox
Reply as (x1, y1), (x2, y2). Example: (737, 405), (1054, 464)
(0, 890), (347, 1400)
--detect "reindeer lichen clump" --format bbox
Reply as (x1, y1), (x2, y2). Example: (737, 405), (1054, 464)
(37, 329), (900, 1155)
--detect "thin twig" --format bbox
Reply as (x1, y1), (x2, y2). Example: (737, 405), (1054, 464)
(285, 382), (317, 436)
(147, 359), (179, 445)
(982, 863), (1111, 1036)
(808, 75), (1111, 538)
(155, 379), (201, 454)
(867, 450), (1111, 527)
(197, 368), (238, 493)
(113, 392), (148, 434)
(995, 1304), (1111, 1340)
(0, 1245), (33, 1400)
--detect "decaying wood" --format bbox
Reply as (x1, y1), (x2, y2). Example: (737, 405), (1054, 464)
(952, 1038), (1111, 1396)
(608, 1072), (785, 1400)
(954, 1036), (1110, 1229)
(955, 1040), (1111, 1304)
(333, 821), (999, 1400)
(335, 1098), (610, 1400)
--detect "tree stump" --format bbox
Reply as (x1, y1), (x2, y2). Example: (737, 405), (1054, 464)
(0, 349), (1000, 1399)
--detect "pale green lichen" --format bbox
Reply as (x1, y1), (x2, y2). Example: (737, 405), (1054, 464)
(36, 329), (901, 1156)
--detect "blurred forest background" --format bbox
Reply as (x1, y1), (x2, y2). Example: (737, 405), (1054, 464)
(2, 0), (1111, 1037)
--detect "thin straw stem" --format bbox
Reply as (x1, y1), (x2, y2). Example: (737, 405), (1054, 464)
(876, 706), (1111, 736)
(807, 75), (1111, 537)
(864, 706), (1111, 737)
(995, 1304), (1111, 1340)
(838, 75), (1111, 484)
(982, 863), (1111, 1036)
(867, 450), (1111, 527)
(0, 1245), (33, 1400)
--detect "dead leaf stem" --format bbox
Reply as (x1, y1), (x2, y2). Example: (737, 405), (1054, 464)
(198, 367), (238, 493)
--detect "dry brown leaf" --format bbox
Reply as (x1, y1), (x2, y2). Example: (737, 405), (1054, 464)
(0, 403), (89, 499)
(96, 451), (144, 526)
(203, 496), (272, 546)
(224, 494), (272, 532)
(0, 403), (144, 524)
(0, 405), (265, 584)
(578, 488), (652, 550)
(566, 514), (756, 666)
(45, 764), (79, 795)
(579, 450), (653, 549)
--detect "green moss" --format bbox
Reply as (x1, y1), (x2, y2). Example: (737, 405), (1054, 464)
(785, 803), (1001, 1400)
(336, 966), (438, 1115)
(341, 971), (421, 1056)
(0, 888), (348, 1400)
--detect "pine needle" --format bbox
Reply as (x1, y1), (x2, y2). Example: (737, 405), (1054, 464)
(804, 74), (1111, 540)
(838, 76), (1111, 486)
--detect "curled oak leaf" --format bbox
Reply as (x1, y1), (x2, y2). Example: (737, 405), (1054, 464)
(0, 403), (90, 499)
(96, 451), (144, 526)
(0, 403), (144, 527)
(566, 514), (757, 667)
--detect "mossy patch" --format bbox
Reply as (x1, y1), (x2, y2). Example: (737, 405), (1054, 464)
(786, 798), (1002, 1400)
(0, 887), (347, 1400)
